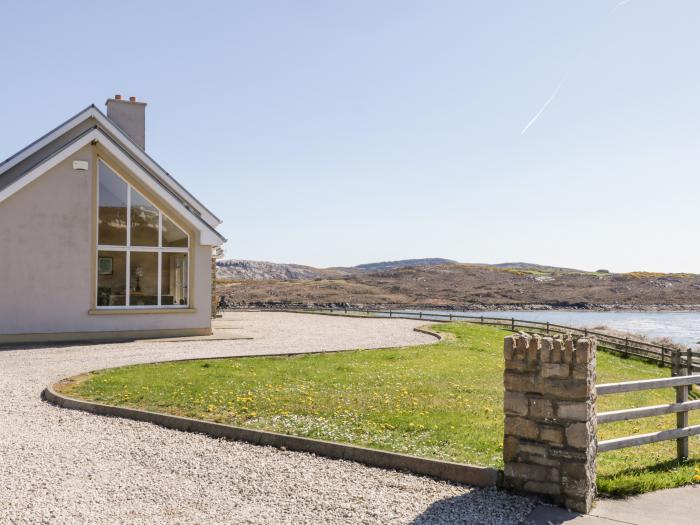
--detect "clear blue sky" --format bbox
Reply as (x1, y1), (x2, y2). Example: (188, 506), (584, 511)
(1, 1), (698, 272)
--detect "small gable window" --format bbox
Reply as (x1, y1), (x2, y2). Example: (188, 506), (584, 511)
(96, 160), (189, 308)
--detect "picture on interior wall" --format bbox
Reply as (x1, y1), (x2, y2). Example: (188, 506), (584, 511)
(98, 257), (113, 276)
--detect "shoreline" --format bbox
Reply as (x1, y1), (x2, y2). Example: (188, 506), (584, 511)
(219, 302), (700, 314)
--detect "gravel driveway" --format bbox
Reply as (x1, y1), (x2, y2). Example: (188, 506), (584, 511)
(0, 312), (533, 524)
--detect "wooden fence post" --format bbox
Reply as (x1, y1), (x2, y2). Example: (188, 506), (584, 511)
(671, 350), (689, 460)
(688, 349), (694, 393)
(546, 321), (550, 334)
(511, 318), (515, 331)
(671, 349), (679, 377)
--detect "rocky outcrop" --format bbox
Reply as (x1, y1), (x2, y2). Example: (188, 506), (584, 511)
(216, 260), (328, 281)
(217, 258), (458, 281)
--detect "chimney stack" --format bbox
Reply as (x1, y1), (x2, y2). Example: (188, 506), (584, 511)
(105, 95), (147, 150)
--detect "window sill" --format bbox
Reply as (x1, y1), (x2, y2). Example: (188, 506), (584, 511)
(88, 308), (197, 315)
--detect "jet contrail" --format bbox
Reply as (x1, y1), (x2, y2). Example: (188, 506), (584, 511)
(520, 79), (565, 135)
(520, 1), (630, 135)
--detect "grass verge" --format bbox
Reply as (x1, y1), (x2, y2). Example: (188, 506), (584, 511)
(57, 322), (700, 496)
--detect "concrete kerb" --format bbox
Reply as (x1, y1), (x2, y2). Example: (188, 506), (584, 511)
(42, 385), (498, 487)
(42, 321), (491, 486)
(412, 326), (444, 341)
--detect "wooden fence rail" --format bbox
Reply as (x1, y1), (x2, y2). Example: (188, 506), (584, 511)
(221, 306), (699, 372)
(597, 399), (700, 424)
(597, 371), (700, 457)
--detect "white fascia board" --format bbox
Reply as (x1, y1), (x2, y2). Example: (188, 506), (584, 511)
(0, 129), (225, 247)
(0, 106), (222, 229)
(201, 227), (225, 246)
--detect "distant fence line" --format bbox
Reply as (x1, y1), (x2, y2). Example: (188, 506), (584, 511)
(219, 306), (699, 372)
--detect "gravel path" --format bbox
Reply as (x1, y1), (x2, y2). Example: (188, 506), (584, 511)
(0, 312), (534, 524)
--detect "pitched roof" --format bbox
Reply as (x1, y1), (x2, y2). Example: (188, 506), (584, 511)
(0, 105), (225, 246)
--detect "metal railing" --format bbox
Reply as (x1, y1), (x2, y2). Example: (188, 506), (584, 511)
(220, 306), (699, 372)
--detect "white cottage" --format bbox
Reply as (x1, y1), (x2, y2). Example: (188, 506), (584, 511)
(0, 96), (226, 343)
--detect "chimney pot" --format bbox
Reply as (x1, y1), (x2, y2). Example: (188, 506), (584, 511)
(115, 94), (122, 100)
(129, 96), (136, 102)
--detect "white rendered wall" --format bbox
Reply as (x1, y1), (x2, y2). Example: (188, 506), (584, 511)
(0, 145), (213, 337)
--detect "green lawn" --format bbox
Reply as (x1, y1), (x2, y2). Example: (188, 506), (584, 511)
(57, 322), (700, 496)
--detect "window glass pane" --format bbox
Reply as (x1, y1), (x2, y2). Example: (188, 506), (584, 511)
(98, 163), (128, 245)
(129, 252), (158, 306)
(162, 215), (188, 248)
(130, 189), (159, 246)
(97, 251), (127, 306)
(161, 253), (188, 306)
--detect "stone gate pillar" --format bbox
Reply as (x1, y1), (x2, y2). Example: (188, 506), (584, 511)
(503, 333), (597, 513)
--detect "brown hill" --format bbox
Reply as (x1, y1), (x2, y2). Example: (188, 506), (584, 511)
(217, 263), (700, 310)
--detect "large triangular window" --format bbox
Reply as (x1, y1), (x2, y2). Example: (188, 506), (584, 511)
(96, 160), (189, 308)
